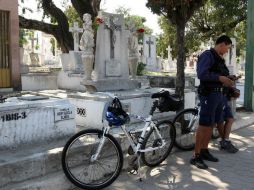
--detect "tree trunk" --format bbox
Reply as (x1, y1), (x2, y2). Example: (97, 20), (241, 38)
(175, 21), (186, 108)
(71, 0), (101, 20)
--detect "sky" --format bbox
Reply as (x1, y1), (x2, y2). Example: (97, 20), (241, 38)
(100, 0), (162, 35)
(20, 0), (162, 35)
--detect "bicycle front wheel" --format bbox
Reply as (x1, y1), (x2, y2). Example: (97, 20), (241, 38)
(62, 129), (123, 190)
(173, 108), (198, 151)
(141, 120), (175, 167)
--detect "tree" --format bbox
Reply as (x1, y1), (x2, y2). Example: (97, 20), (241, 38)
(156, 16), (201, 60)
(189, 0), (247, 56)
(156, 0), (247, 60)
(150, 0), (247, 100)
(114, 6), (153, 35)
(146, 0), (206, 100)
(19, 0), (101, 53)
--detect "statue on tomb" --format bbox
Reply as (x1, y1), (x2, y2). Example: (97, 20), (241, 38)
(80, 13), (94, 54)
(127, 21), (139, 58)
(128, 32), (139, 57)
(80, 13), (95, 80)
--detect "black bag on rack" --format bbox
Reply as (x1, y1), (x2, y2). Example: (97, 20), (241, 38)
(152, 91), (183, 112)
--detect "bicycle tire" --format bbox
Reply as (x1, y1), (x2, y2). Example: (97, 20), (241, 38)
(141, 120), (175, 167)
(173, 108), (198, 151)
(62, 129), (123, 190)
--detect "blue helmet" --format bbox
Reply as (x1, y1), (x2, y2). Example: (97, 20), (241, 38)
(106, 111), (129, 126)
(105, 97), (130, 126)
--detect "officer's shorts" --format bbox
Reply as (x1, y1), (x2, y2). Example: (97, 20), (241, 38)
(223, 96), (234, 120)
(199, 92), (224, 126)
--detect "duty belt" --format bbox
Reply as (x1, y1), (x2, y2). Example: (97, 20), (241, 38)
(210, 87), (223, 92)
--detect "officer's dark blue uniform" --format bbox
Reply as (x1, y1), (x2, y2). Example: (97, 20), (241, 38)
(197, 48), (228, 126)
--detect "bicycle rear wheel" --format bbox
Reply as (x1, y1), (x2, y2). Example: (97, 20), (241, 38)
(141, 120), (175, 167)
(62, 129), (123, 190)
(173, 108), (198, 151)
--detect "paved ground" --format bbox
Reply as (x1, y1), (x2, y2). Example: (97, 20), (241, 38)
(101, 124), (254, 190)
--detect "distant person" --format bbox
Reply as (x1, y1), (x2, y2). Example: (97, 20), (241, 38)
(191, 35), (234, 169)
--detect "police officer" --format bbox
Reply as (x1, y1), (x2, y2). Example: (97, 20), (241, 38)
(190, 35), (234, 169)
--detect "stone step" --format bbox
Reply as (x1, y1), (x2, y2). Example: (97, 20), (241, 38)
(1, 158), (132, 190)
(1, 170), (77, 190)
(0, 131), (134, 188)
(0, 133), (135, 190)
(0, 138), (67, 188)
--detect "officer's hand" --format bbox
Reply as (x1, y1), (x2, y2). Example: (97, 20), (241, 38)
(219, 76), (234, 87)
(228, 75), (237, 81)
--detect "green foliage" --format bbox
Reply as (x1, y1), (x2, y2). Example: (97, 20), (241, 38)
(146, 0), (205, 24)
(64, 5), (82, 27)
(137, 62), (146, 76)
(156, 16), (201, 60)
(35, 44), (39, 50)
(19, 29), (28, 47)
(156, 0), (247, 60)
(189, 0), (247, 56)
(114, 6), (153, 40)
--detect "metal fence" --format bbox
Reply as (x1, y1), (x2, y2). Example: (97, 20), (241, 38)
(0, 10), (10, 88)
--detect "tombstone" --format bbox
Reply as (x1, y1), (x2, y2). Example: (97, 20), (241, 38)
(29, 52), (40, 67)
(166, 45), (176, 70)
(0, 96), (75, 150)
(225, 38), (237, 75)
(57, 21), (87, 91)
(143, 34), (158, 71)
(69, 22), (84, 52)
(59, 22), (84, 73)
(81, 11), (140, 92)
(29, 35), (41, 67)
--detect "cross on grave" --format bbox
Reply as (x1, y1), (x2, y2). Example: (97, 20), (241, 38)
(69, 22), (83, 51)
(146, 37), (154, 57)
(166, 45), (172, 62)
(139, 47), (144, 56)
(29, 35), (38, 53)
(105, 16), (121, 59)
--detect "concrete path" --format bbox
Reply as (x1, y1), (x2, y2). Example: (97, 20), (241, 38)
(101, 124), (254, 190)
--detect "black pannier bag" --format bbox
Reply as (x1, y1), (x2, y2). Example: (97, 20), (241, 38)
(151, 90), (183, 112)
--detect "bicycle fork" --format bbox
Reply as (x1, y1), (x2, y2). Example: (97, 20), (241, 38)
(90, 126), (109, 162)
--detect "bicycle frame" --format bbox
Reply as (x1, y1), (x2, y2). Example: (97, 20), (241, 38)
(120, 114), (166, 154)
(92, 113), (167, 162)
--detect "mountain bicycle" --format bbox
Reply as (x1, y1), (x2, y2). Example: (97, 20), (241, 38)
(172, 103), (219, 151)
(61, 92), (176, 190)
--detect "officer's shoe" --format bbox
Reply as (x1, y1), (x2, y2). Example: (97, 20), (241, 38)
(200, 149), (219, 162)
(220, 140), (238, 153)
(190, 154), (208, 169)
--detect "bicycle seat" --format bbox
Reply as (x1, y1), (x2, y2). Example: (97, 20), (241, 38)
(151, 91), (170, 99)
